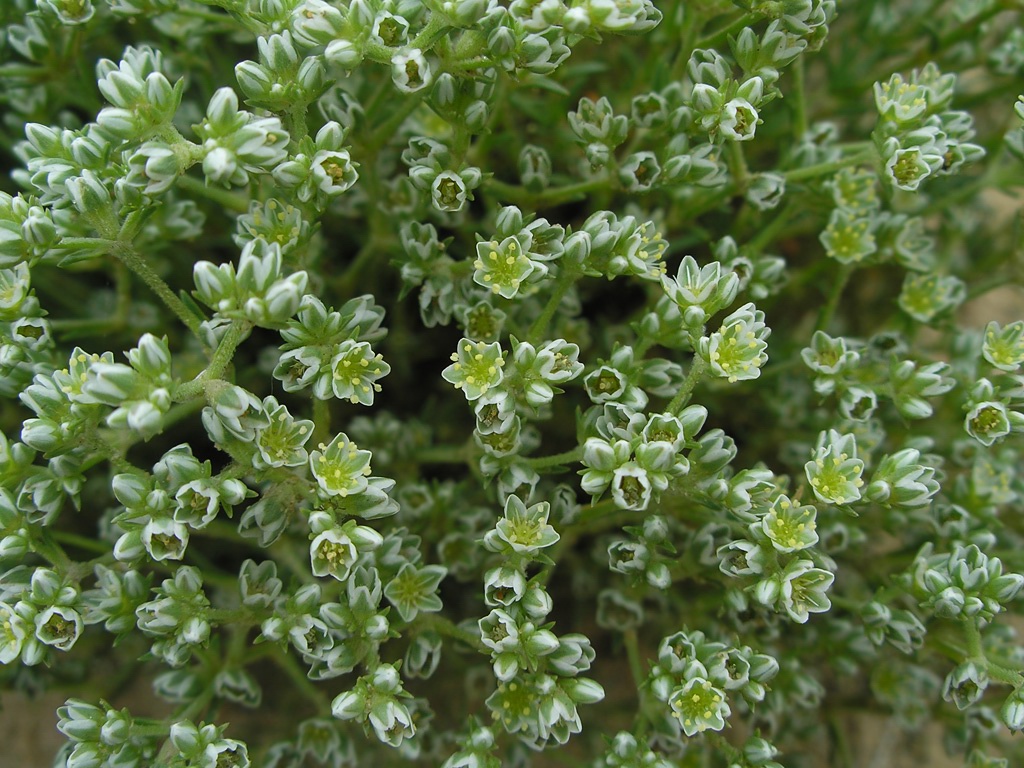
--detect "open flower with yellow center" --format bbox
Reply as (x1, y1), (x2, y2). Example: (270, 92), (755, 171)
(253, 396), (313, 469)
(669, 678), (730, 736)
(308, 515), (383, 581)
(699, 302), (770, 383)
(442, 338), (506, 401)
(983, 320), (1024, 372)
(760, 495), (818, 553)
(805, 430), (864, 506)
(0, 602), (28, 664)
(820, 209), (876, 264)
(310, 433), (372, 497)
(778, 559), (835, 624)
(329, 339), (390, 405)
(484, 495), (560, 557)
(311, 149), (357, 197)
(473, 236), (544, 299)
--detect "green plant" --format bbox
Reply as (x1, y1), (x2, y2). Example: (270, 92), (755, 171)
(2, 1), (1024, 766)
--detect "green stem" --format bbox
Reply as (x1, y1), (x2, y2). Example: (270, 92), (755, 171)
(153, 686), (217, 763)
(667, 356), (707, 414)
(54, 236), (115, 250)
(415, 444), (471, 464)
(50, 317), (123, 333)
(792, 55), (808, 138)
(452, 29), (488, 61)
(170, 6), (238, 24)
(963, 619), (1024, 686)
(486, 176), (609, 208)
(746, 203), (797, 254)
(410, 15), (452, 50)
(828, 712), (856, 768)
(784, 149), (875, 183)
(963, 617), (983, 657)
(707, 733), (745, 764)
(83, 431), (138, 475)
(285, 104), (309, 145)
(539, 501), (643, 588)
(173, 321), (251, 401)
(414, 613), (485, 652)
(338, 238), (380, 295)
(208, 320), (251, 379)
(668, 8), (705, 80)
(815, 264), (854, 332)
(623, 628), (646, 694)
(525, 446), (583, 470)
(624, 626), (652, 737)
(447, 56), (497, 72)
(0, 64), (47, 80)
(968, 273), (1019, 301)
(111, 241), (204, 337)
(31, 529), (73, 572)
(727, 140), (749, 195)
(695, 12), (759, 50)
(311, 397), (331, 448)
(191, 0), (264, 33)
(177, 174), (250, 214)
(51, 530), (110, 555)
(527, 269), (579, 344)
(987, 659), (1024, 687)
(365, 95), (426, 154)
(271, 646), (332, 715)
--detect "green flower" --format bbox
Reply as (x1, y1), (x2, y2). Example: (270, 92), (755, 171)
(942, 662), (988, 711)
(384, 563), (447, 622)
(829, 168), (879, 212)
(982, 320), (1024, 372)
(34, 605), (83, 651)
(610, 462), (655, 511)
(777, 559), (835, 623)
(962, 377), (1023, 447)
(329, 340), (391, 405)
(309, 518), (383, 581)
(331, 664), (415, 747)
(253, 396), (313, 469)
(890, 358), (955, 420)
(874, 72), (931, 124)
(473, 236), (544, 299)
(805, 430), (864, 506)
(820, 209), (876, 264)
(0, 602), (28, 664)
(760, 495), (818, 553)
(669, 678), (730, 736)
(442, 338), (506, 401)
(884, 143), (937, 191)
(459, 301), (506, 342)
(660, 255), (739, 328)
(719, 97), (759, 141)
(483, 495), (560, 557)
(865, 448), (940, 510)
(801, 330), (859, 375)
(965, 400), (1012, 447)
(309, 433), (372, 497)
(580, 437), (631, 498)
(511, 338), (584, 408)
(898, 272), (965, 323)
(698, 302), (770, 383)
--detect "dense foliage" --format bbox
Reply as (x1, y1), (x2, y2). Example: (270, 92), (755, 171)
(2, 0), (1024, 766)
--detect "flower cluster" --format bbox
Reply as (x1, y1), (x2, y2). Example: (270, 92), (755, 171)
(648, 629), (778, 741)
(3, 1), (1024, 766)
(475, 494), (605, 749)
(274, 295), (390, 403)
(580, 405), (706, 511)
